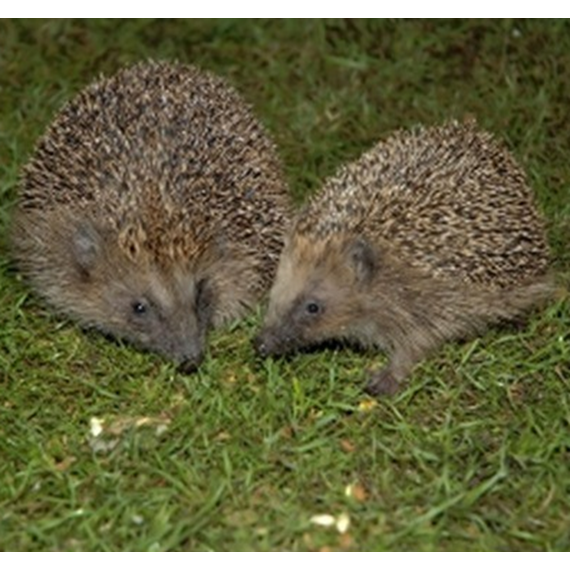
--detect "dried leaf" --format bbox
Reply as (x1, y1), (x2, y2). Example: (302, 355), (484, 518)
(89, 437), (119, 453)
(89, 417), (104, 437)
(340, 439), (356, 453)
(54, 456), (76, 472)
(338, 532), (354, 549)
(358, 399), (378, 412)
(345, 482), (368, 502)
(310, 514), (336, 527)
(107, 415), (170, 435)
(310, 513), (351, 534)
(336, 513), (350, 534)
(214, 431), (231, 442)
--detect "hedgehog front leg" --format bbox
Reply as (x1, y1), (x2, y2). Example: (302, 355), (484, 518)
(365, 368), (401, 396)
(364, 342), (432, 397)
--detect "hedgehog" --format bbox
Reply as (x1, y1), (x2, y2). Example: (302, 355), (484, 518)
(11, 60), (291, 371)
(254, 121), (554, 396)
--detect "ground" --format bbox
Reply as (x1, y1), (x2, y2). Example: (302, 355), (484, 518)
(0, 19), (569, 551)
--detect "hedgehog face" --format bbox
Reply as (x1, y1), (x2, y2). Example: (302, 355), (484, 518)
(255, 235), (378, 357)
(67, 222), (215, 370)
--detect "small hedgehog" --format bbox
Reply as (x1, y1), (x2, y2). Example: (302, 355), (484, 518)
(11, 60), (291, 371)
(254, 121), (554, 396)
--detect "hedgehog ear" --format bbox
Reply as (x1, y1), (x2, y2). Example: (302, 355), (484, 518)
(348, 238), (377, 283)
(72, 222), (102, 276)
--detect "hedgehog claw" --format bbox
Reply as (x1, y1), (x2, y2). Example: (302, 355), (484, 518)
(365, 368), (401, 397)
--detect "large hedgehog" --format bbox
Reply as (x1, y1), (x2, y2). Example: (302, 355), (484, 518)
(255, 121), (554, 396)
(12, 60), (291, 371)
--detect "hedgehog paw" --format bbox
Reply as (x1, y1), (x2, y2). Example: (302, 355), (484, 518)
(364, 368), (401, 397)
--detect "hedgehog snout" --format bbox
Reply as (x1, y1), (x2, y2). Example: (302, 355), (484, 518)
(176, 352), (204, 374)
(253, 333), (271, 358)
(253, 328), (295, 358)
(165, 322), (206, 374)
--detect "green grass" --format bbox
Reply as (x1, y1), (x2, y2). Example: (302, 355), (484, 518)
(1, 19), (569, 551)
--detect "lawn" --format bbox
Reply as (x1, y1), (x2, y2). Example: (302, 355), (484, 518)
(0, 19), (569, 551)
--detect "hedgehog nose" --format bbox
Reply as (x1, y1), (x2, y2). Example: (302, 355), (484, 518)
(177, 354), (204, 375)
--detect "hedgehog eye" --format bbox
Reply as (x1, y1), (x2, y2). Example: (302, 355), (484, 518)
(305, 301), (322, 316)
(131, 300), (149, 316)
